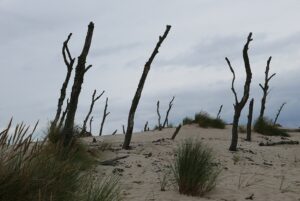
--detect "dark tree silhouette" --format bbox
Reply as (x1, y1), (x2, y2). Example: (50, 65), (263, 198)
(246, 98), (254, 141)
(259, 57), (275, 119)
(216, 105), (223, 119)
(62, 22), (95, 146)
(89, 116), (93, 134)
(81, 90), (104, 136)
(156, 101), (162, 130)
(226, 33), (253, 151)
(162, 96), (175, 128)
(50, 34), (75, 132)
(273, 102), (286, 126)
(144, 121), (149, 132)
(99, 97), (110, 136)
(171, 124), (182, 140)
(122, 25), (171, 149)
(122, 125), (126, 134)
(57, 99), (69, 130)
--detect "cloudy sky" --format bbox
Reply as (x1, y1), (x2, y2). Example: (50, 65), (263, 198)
(0, 0), (299, 136)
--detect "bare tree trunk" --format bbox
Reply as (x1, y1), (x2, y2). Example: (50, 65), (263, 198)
(57, 99), (69, 130)
(122, 25), (171, 149)
(273, 102), (286, 126)
(156, 101), (162, 130)
(122, 125), (125, 134)
(50, 34), (75, 132)
(81, 90), (104, 136)
(216, 105), (223, 119)
(62, 22), (95, 146)
(162, 96), (175, 128)
(89, 116), (93, 134)
(226, 33), (253, 151)
(259, 57), (276, 119)
(144, 121), (149, 132)
(246, 98), (254, 141)
(99, 97), (110, 136)
(112, 129), (118, 135)
(171, 124), (182, 140)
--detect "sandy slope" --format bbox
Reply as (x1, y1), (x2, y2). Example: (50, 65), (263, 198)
(84, 125), (300, 201)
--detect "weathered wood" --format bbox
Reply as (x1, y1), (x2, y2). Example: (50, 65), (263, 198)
(259, 57), (275, 119)
(122, 125), (126, 134)
(226, 33), (253, 151)
(112, 129), (118, 135)
(89, 116), (93, 134)
(144, 121), (149, 132)
(273, 102), (286, 126)
(62, 22), (95, 146)
(157, 101), (162, 130)
(99, 155), (129, 166)
(216, 105), (223, 119)
(162, 96), (175, 128)
(259, 140), (299, 146)
(246, 98), (254, 141)
(171, 124), (182, 140)
(51, 33), (75, 132)
(99, 97), (110, 136)
(57, 99), (69, 130)
(123, 25), (171, 149)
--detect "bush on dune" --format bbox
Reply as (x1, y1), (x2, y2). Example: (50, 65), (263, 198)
(253, 117), (289, 137)
(195, 112), (226, 129)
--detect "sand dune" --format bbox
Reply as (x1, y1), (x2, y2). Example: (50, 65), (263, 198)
(85, 125), (300, 201)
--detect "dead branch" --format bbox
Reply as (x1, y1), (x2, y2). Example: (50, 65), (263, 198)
(62, 22), (95, 146)
(259, 56), (275, 119)
(217, 104), (223, 119)
(144, 121), (149, 132)
(99, 97), (110, 136)
(226, 32), (253, 151)
(273, 102), (286, 126)
(51, 33), (75, 131)
(122, 125), (125, 134)
(156, 101), (162, 130)
(89, 116), (93, 134)
(163, 96), (175, 128)
(81, 90), (105, 136)
(99, 155), (129, 166)
(259, 140), (299, 146)
(112, 129), (118, 135)
(246, 98), (254, 141)
(171, 124), (182, 140)
(57, 98), (69, 130)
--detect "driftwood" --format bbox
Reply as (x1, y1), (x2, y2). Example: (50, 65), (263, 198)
(123, 25), (171, 149)
(216, 105), (223, 119)
(144, 121), (149, 132)
(171, 124), (182, 140)
(259, 57), (276, 119)
(273, 102), (286, 126)
(99, 97), (110, 136)
(246, 98), (254, 141)
(259, 140), (299, 146)
(62, 22), (95, 146)
(226, 33), (253, 151)
(99, 155), (129, 166)
(81, 90), (105, 136)
(162, 96), (175, 128)
(50, 33), (75, 131)
(156, 101), (162, 130)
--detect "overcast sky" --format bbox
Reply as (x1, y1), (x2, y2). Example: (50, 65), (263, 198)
(0, 0), (299, 136)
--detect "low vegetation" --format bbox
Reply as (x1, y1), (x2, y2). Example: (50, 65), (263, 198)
(182, 111), (226, 129)
(254, 117), (289, 137)
(0, 121), (121, 201)
(172, 139), (221, 196)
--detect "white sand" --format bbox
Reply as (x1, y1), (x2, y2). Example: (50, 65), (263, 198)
(85, 125), (300, 201)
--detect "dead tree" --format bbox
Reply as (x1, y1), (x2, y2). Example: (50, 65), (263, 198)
(89, 116), (93, 134)
(144, 121), (149, 132)
(122, 125), (125, 134)
(156, 101), (162, 130)
(273, 102), (286, 126)
(162, 96), (175, 128)
(57, 99), (69, 130)
(50, 34), (75, 132)
(226, 33), (253, 151)
(246, 98), (254, 141)
(122, 25), (171, 150)
(62, 22), (95, 146)
(81, 90), (104, 136)
(216, 105), (223, 119)
(99, 97), (110, 136)
(112, 129), (118, 135)
(259, 57), (276, 119)
(171, 124), (182, 140)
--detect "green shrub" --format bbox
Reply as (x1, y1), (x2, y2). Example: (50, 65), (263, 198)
(182, 117), (194, 125)
(194, 112), (226, 129)
(254, 117), (289, 137)
(172, 139), (221, 196)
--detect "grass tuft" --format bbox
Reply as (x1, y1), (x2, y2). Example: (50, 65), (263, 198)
(172, 139), (221, 196)
(254, 117), (289, 137)
(195, 112), (226, 129)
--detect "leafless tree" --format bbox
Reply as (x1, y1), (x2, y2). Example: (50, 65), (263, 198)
(50, 34), (75, 132)
(144, 121), (149, 132)
(226, 33), (253, 151)
(162, 96), (175, 128)
(81, 90), (104, 136)
(246, 98), (254, 141)
(216, 105), (223, 119)
(99, 97), (110, 136)
(171, 124), (182, 140)
(156, 101), (162, 130)
(62, 22), (95, 146)
(122, 125), (126, 134)
(123, 25), (171, 149)
(259, 57), (276, 119)
(273, 102), (286, 126)
(89, 116), (93, 134)
(57, 99), (69, 130)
